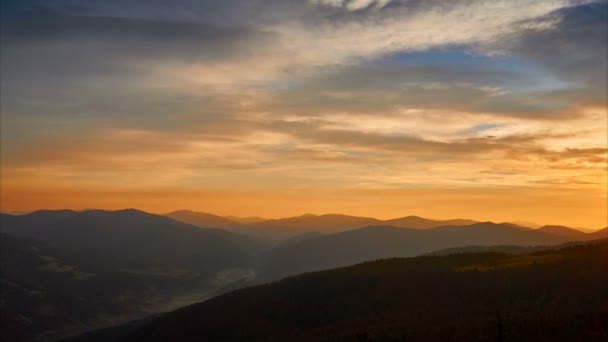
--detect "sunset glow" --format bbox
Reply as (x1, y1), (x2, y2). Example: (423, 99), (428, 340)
(1, 0), (606, 228)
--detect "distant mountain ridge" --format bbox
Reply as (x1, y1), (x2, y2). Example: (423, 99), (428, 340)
(1, 209), (259, 271)
(537, 225), (588, 238)
(184, 212), (482, 243)
(162, 210), (603, 244)
(163, 210), (241, 228)
(586, 227), (608, 240)
(7, 209), (599, 244)
(508, 220), (542, 228)
(223, 216), (266, 224)
(258, 222), (599, 280)
(384, 215), (477, 229)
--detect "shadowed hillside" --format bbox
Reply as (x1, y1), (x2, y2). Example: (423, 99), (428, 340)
(0, 210), (262, 341)
(259, 222), (573, 280)
(122, 240), (608, 342)
(0, 233), (174, 342)
(1, 209), (258, 272)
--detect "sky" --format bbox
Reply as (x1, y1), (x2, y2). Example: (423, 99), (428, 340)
(1, 0), (607, 228)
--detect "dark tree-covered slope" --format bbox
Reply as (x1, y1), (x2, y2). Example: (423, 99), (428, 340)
(126, 240), (608, 342)
(0, 210), (262, 341)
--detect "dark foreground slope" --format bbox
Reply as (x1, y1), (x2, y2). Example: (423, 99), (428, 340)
(126, 240), (608, 342)
(0, 233), (180, 342)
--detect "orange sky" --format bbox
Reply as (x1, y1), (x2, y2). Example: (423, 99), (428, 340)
(2, 183), (606, 229)
(1, 0), (607, 229)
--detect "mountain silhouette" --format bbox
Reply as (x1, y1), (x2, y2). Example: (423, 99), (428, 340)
(228, 214), (381, 242)
(384, 215), (477, 229)
(259, 222), (577, 280)
(508, 220), (542, 228)
(242, 213), (381, 230)
(586, 227), (608, 240)
(163, 210), (241, 228)
(223, 216), (266, 224)
(230, 213), (480, 243)
(536, 225), (588, 238)
(1, 209), (257, 272)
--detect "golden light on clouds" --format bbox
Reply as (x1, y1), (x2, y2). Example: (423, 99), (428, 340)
(1, 0), (606, 228)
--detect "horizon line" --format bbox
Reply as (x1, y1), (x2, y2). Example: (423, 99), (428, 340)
(2, 207), (605, 231)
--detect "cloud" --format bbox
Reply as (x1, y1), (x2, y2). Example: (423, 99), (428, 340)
(1, 0), (606, 227)
(2, 0), (586, 89)
(503, 2), (607, 82)
(3, 111), (605, 191)
(485, 1), (608, 108)
(310, 0), (392, 11)
(0, 13), (272, 91)
(256, 56), (582, 119)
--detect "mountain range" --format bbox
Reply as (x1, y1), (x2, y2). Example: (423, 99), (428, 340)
(162, 211), (482, 243)
(1, 209), (605, 342)
(258, 222), (608, 281)
(160, 210), (604, 244)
